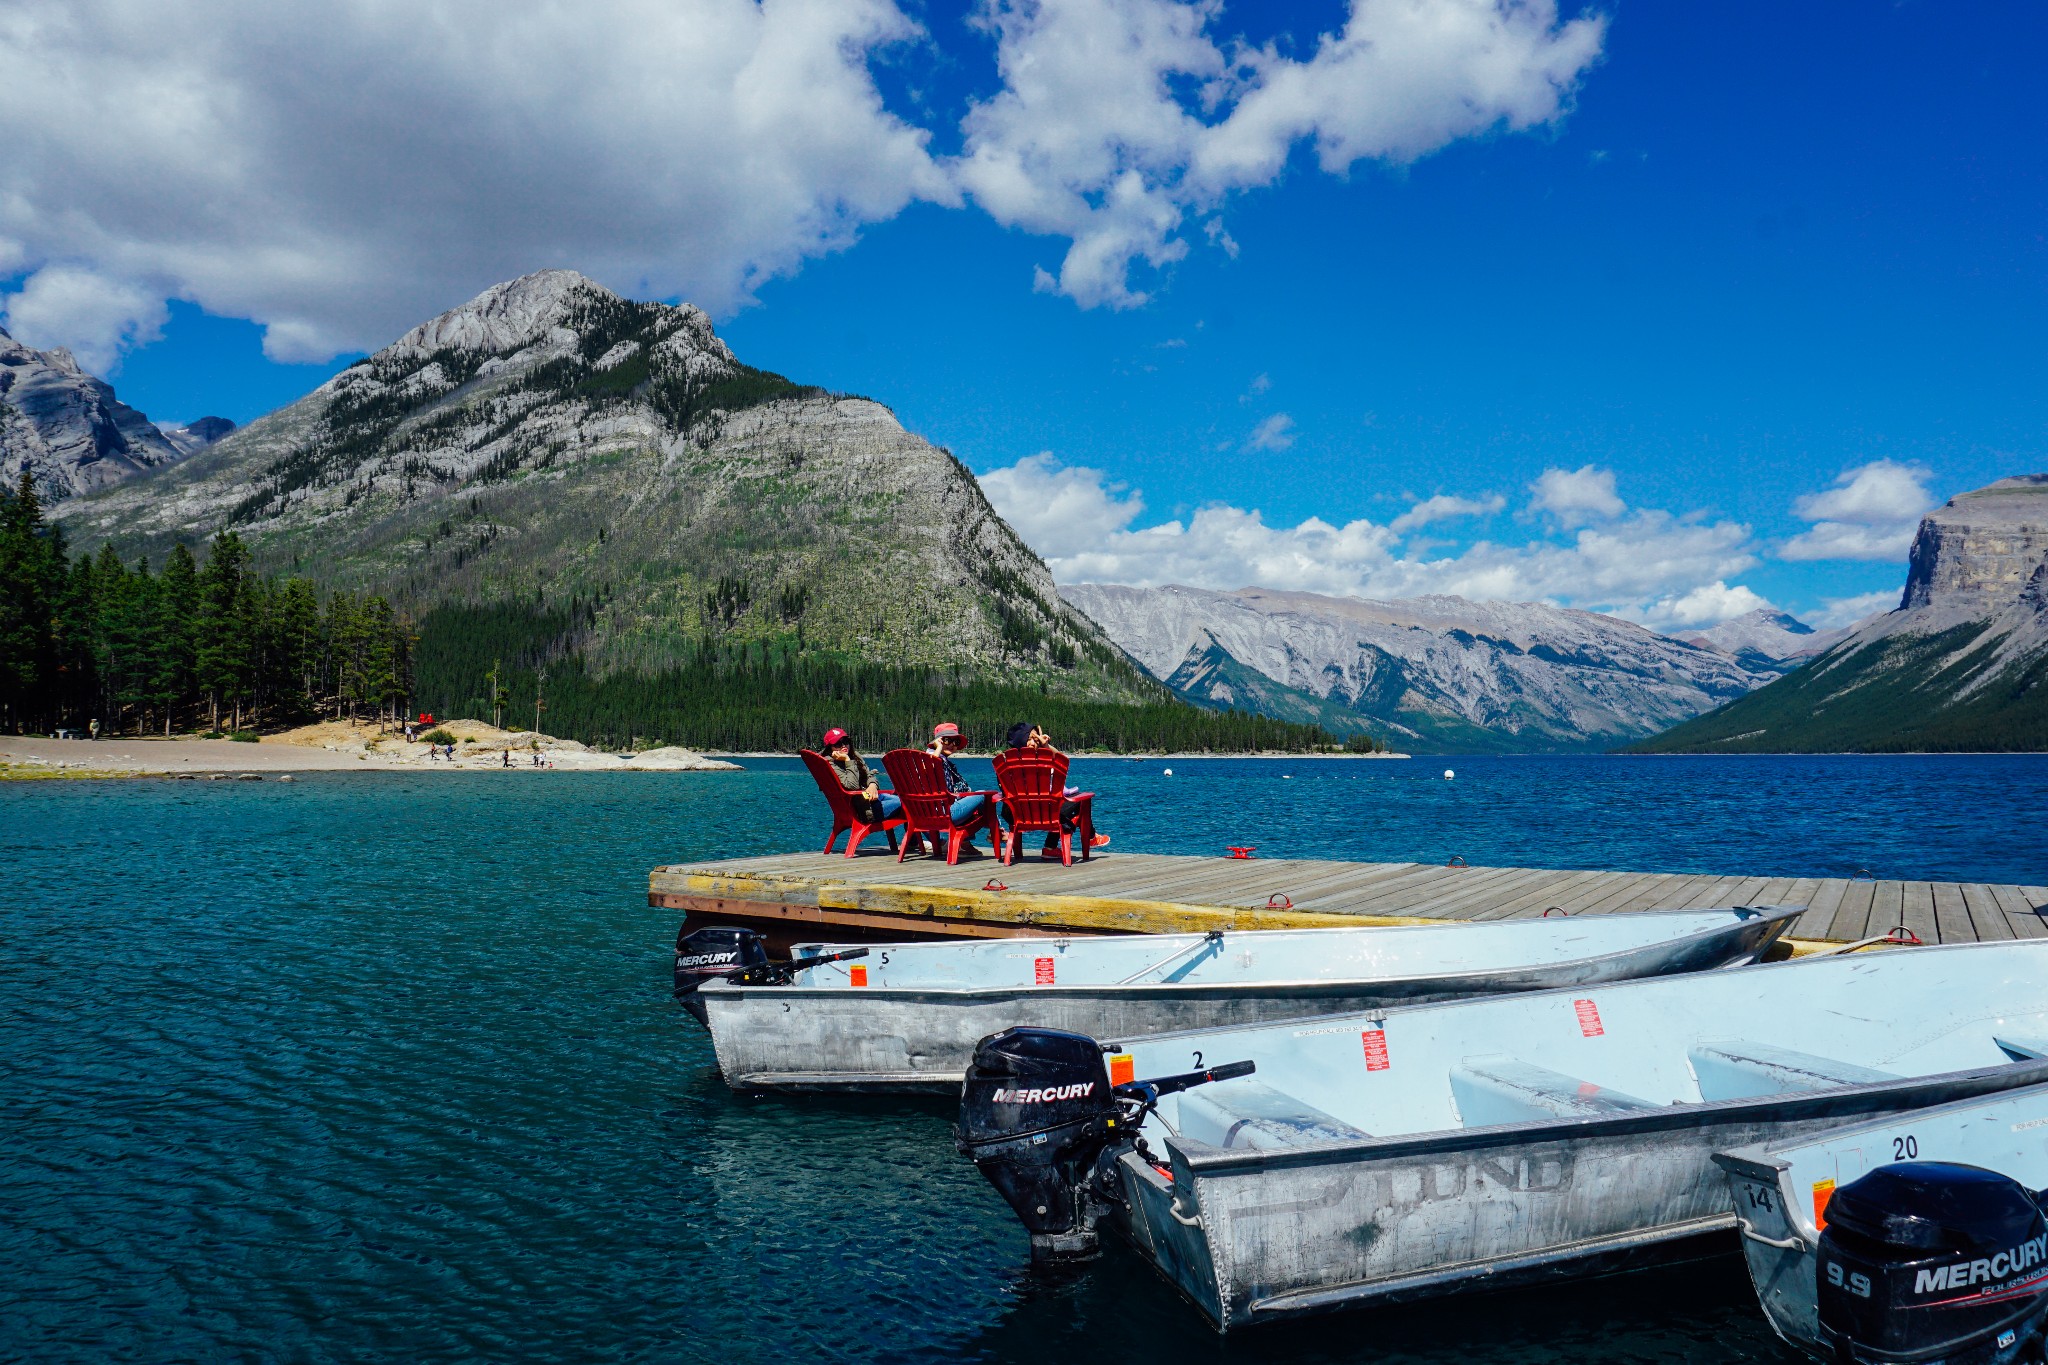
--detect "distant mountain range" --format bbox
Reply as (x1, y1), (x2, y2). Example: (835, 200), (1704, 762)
(1678, 608), (1849, 674)
(0, 326), (223, 497)
(1060, 583), (1804, 752)
(52, 270), (1144, 697)
(1636, 475), (2048, 753)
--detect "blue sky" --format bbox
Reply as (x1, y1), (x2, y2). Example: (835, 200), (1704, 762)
(5, 0), (2042, 631)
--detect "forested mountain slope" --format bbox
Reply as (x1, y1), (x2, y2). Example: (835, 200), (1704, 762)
(1634, 475), (2048, 753)
(55, 271), (1141, 696)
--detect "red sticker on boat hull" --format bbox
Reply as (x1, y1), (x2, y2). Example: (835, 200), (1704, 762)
(1034, 957), (1055, 985)
(1573, 998), (1604, 1036)
(1362, 1027), (1390, 1071)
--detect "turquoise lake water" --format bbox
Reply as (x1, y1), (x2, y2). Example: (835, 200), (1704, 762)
(4, 754), (2046, 1363)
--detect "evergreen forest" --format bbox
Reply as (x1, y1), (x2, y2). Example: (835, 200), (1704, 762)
(1, 475), (1355, 753)
(0, 475), (416, 736)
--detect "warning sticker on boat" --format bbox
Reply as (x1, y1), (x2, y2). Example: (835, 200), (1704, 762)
(1034, 957), (1056, 985)
(1573, 999), (1604, 1037)
(1362, 1027), (1391, 1072)
(850, 964), (868, 987)
(1814, 1178), (1836, 1230)
(1109, 1053), (1135, 1087)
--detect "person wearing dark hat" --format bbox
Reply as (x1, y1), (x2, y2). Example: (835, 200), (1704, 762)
(820, 728), (901, 828)
(1000, 721), (1109, 855)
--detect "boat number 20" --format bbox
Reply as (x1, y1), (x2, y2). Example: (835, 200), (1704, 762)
(1893, 1134), (1919, 1160)
(1827, 1261), (1873, 1298)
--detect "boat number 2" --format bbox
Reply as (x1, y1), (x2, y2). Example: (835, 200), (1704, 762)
(1826, 1261), (1873, 1298)
(1191, 1051), (1204, 1069)
(1893, 1134), (1919, 1160)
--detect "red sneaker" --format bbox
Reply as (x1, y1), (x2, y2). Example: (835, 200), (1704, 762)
(1089, 833), (1111, 849)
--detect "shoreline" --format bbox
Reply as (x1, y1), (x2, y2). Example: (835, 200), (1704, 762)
(0, 734), (739, 777)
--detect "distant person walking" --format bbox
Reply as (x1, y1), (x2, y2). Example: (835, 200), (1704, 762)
(88, 719), (100, 741)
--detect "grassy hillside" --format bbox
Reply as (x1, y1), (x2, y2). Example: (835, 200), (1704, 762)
(1627, 624), (2048, 753)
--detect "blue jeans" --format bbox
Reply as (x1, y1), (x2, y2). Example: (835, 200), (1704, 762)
(950, 794), (988, 825)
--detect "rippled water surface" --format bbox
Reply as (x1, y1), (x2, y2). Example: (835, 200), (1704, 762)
(5, 754), (2046, 1363)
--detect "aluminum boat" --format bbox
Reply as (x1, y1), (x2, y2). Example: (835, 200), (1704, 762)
(1715, 1081), (2048, 1360)
(678, 906), (1801, 1092)
(954, 941), (2048, 1332)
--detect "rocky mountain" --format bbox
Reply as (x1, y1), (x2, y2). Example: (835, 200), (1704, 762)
(1059, 583), (1782, 752)
(1636, 475), (2048, 753)
(55, 270), (1140, 692)
(156, 416), (236, 456)
(0, 326), (190, 498)
(1680, 608), (1847, 673)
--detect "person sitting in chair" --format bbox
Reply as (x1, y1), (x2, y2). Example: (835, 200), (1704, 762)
(820, 728), (902, 829)
(930, 722), (992, 846)
(1004, 721), (1110, 856)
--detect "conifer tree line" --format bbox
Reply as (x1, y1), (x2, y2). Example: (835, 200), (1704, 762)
(0, 475), (417, 735)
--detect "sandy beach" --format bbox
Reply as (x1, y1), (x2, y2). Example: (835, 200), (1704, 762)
(0, 720), (740, 777)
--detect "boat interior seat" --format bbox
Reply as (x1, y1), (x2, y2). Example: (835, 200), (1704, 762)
(1995, 1037), (2048, 1062)
(1176, 1079), (1372, 1150)
(1449, 1055), (1659, 1128)
(1690, 1040), (1896, 1101)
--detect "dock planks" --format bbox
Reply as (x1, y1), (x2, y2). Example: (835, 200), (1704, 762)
(650, 849), (2047, 948)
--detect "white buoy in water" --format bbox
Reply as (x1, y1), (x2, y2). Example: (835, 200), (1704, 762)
(1163, 767), (1173, 776)
(1443, 768), (1456, 780)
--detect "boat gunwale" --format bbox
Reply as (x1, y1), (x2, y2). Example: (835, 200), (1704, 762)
(699, 905), (1800, 1003)
(1165, 1057), (2048, 1176)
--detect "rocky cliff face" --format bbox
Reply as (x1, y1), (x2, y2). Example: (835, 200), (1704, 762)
(0, 327), (189, 498)
(56, 271), (1137, 690)
(156, 416), (236, 456)
(1635, 475), (2048, 752)
(1059, 582), (1781, 752)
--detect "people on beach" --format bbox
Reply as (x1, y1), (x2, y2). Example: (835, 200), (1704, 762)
(1002, 721), (1108, 855)
(820, 728), (902, 828)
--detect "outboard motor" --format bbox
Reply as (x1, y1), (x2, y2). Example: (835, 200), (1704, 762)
(671, 925), (870, 1025)
(957, 1026), (1251, 1260)
(1818, 1162), (2048, 1365)
(672, 926), (770, 1023)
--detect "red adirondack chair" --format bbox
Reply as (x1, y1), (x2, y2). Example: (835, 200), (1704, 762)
(881, 748), (1000, 865)
(800, 749), (906, 857)
(992, 747), (1096, 866)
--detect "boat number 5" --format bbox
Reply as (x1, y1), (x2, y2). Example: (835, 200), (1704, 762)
(1893, 1135), (1919, 1160)
(1827, 1262), (1873, 1298)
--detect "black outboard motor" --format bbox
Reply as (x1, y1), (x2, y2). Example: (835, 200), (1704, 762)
(1818, 1162), (2048, 1365)
(956, 1026), (1252, 1260)
(672, 926), (770, 1023)
(671, 925), (870, 1025)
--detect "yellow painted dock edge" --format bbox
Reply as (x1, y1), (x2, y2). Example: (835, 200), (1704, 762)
(653, 867), (1443, 934)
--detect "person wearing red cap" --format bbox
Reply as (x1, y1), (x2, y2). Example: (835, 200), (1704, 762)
(819, 728), (901, 829)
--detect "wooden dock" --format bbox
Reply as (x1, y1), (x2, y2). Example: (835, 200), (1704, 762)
(649, 849), (2048, 951)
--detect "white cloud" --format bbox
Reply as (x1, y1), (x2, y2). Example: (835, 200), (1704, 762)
(979, 456), (1757, 616)
(0, 0), (1607, 363)
(1246, 372), (1272, 396)
(1528, 464), (1625, 525)
(956, 0), (1605, 307)
(1389, 492), (1506, 535)
(1810, 589), (1901, 630)
(1244, 413), (1296, 452)
(1636, 581), (1773, 631)
(1781, 460), (1935, 562)
(0, 0), (953, 363)
(1, 265), (167, 375)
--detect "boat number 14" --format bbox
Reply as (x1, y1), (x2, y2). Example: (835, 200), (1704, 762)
(1893, 1134), (1919, 1160)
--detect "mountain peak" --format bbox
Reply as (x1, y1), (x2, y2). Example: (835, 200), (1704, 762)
(387, 270), (624, 359)
(1, 328), (188, 498)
